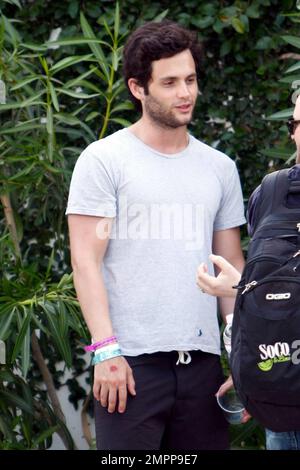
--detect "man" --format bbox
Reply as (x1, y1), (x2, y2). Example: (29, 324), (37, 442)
(66, 21), (245, 450)
(197, 95), (300, 450)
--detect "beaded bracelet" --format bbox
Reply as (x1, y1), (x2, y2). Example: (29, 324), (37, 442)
(92, 347), (122, 365)
(84, 335), (117, 352)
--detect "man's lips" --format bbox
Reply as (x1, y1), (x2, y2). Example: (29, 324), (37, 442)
(175, 103), (192, 112)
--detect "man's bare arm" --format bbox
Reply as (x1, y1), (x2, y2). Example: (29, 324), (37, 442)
(68, 214), (135, 413)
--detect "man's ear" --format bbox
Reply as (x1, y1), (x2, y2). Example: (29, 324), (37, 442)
(128, 78), (145, 102)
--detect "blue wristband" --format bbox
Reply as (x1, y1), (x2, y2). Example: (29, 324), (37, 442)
(92, 347), (122, 365)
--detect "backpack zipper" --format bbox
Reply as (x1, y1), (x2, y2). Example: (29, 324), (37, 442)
(239, 277), (300, 295)
(241, 281), (258, 294)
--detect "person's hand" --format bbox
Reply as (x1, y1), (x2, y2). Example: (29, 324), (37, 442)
(216, 376), (251, 424)
(93, 356), (136, 413)
(197, 254), (241, 298)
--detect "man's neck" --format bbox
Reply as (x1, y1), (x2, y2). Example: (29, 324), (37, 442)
(129, 117), (189, 155)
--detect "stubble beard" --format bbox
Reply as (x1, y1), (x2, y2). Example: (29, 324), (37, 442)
(144, 93), (194, 129)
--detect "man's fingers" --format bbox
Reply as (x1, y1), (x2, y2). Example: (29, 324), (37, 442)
(127, 367), (136, 396)
(107, 386), (117, 413)
(216, 376), (234, 397)
(100, 383), (109, 408)
(242, 410), (251, 423)
(93, 382), (101, 402)
(209, 254), (231, 272)
(118, 384), (128, 413)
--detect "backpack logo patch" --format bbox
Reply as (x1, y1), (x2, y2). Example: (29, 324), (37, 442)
(257, 342), (291, 371)
(265, 293), (291, 300)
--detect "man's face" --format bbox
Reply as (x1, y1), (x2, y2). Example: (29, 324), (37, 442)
(292, 96), (300, 163)
(142, 49), (198, 129)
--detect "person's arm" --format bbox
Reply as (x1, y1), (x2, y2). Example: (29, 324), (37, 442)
(68, 214), (136, 413)
(211, 227), (244, 323)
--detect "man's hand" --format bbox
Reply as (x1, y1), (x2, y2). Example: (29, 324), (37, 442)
(197, 254), (241, 298)
(216, 375), (251, 424)
(93, 356), (136, 413)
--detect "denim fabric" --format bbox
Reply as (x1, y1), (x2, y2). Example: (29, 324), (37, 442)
(266, 429), (300, 450)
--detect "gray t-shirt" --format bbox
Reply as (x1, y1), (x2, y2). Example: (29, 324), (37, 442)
(66, 128), (246, 356)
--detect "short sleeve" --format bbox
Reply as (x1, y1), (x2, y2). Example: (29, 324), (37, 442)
(213, 164), (246, 231)
(65, 144), (117, 218)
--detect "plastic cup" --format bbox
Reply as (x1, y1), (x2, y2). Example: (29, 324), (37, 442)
(216, 388), (245, 425)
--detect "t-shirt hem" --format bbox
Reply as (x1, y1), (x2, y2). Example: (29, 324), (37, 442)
(65, 207), (116, 217)
(214, 217), (246, 231)
(120, 344), (221, 357)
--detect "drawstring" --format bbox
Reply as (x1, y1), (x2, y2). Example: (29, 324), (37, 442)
(176, 351), (192, 365)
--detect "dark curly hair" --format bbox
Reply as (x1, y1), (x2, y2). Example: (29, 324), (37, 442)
(122, 20), (203, 113)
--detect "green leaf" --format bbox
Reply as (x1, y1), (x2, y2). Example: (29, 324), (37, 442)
(54, 113), (96, 140)
(85, 111), (100, 122)
(0, 389), (33, 415)
(259, 148), (294, 159)
(80, 12), (109, 82)
(49, 82), (59, 112)
(0, 309), (15, 341)
(102, 19), (114, 43)
(41, 302), (72, 366)
(54, 113), (81, 126)
(246, 4), (260, 19)
(114, 2), (120, 42)
(39, 56), (49, 75)
(111, 102), (134, 113)
(191, 16), (214, 29)
(45, 37), (110, 47)
(285, 62), (300, 74)
(32, 425), (59, 447)
(50, 54), (94, 74)
(68, 0), (79, 19)
(282, 35), (300, 49)
(46, 105), (53, 135)
(4, 0), (21, 8)
(231, 18), (245, 34)
(20, 42), (47, 52)
(112, 50), (119, 71)
(0, 89), (45, 110)
(67, 79), (102, 93)
(64, 67), (97, 88)
(2, 14), (21, 46)
(279, 75), (300, 84)
(9, 161), (36, 179)
(10, 76), (41, 91)
(220, 41), (232, 57)
(58, 89), (99, 99)
(10, 308), (32, 364)
(110, 117), (131, 127)
(153, 9), (169, 22)
(21, 314), (31, 378)
(0, 122), (43, 135)
(267, 108), (294, 120)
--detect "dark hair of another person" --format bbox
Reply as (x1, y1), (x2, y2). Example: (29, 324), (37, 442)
(122, 20), (203, 112)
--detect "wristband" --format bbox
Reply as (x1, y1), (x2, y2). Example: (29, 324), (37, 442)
(84, 335), (117, 352)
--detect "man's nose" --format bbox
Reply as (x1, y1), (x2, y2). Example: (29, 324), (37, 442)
(177, 82), (190, 98)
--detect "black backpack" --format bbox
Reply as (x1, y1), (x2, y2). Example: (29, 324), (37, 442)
(230, 168), (300, 432)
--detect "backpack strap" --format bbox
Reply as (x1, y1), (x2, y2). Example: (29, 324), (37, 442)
(251, 169), (290, 233)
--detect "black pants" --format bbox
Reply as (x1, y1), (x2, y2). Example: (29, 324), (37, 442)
(94, 350), (229, 450)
